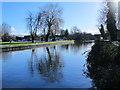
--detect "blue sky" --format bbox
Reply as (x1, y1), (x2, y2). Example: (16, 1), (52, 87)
(0, 2), (2, 25)
(2, 2), (102, 35)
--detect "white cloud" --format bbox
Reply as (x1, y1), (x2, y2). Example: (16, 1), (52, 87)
(81, 28), (100, 34)
(11, 32), (29, 36)
(11, 27), (16, 31)
(11, 29), (29, 36)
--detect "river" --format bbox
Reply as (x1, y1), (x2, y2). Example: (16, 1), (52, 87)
(1, 42), (94, 88)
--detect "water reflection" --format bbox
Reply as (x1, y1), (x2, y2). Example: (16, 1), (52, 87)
(0, 52), (12, 61)
(28, 46), (64, 83)
(70, 42), (92, 51)
(60, 44), (69, 51)
(2, 42), (94, 88)
(60, 42), (93, 54)
(85, 41), (120, 88)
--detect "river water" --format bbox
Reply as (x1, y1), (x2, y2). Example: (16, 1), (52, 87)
(1, 42), (94, 88)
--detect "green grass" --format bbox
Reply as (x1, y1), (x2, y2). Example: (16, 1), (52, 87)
(0, 40), (74, 47)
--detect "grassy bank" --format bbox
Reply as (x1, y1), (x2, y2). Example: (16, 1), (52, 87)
(0, 40), (74, 47)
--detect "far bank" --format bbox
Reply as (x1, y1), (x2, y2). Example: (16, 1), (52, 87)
(0, 40), (74, 52)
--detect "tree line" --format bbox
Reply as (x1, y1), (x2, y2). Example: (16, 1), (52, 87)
(1, 23), (94, 42)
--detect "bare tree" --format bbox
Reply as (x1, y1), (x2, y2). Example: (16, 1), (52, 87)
(2, 23), (11, 42)
(26, 11), (42, 43)
(70, 26), (81, 34)
(51, 21), (61, 41)
(40, 4), (63, 42)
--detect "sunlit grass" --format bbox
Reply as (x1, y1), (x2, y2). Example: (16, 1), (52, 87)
(0, 40), (74, 47)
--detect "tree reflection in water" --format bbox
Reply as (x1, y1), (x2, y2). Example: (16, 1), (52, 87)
(0, 52), (12, 61)
(28, 46), (64, 83)
(70, 42), (91, 53)
(85, 41), (120, 89)
(60, 44), (69, 51)
(60, 42), (91, 54)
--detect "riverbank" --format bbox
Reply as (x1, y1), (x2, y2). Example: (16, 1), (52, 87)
(0, 40), (74, 52)
(85, 41), (120, 88)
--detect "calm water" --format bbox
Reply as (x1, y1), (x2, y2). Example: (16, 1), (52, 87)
(1, 43), (94, 88)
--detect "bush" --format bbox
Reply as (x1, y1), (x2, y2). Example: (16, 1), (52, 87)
(85, 41), (120, 88)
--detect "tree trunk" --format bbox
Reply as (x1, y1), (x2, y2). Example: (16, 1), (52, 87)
(45, 33), (49, 42)
(31, 35), (34, 43)
(45, 25), (51, 42)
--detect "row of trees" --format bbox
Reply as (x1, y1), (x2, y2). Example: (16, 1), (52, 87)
(1, 22), (94, 42)
(98, 0), (119, 41)
(26, 4), (63, 43)
(68, 26), (94, 41)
